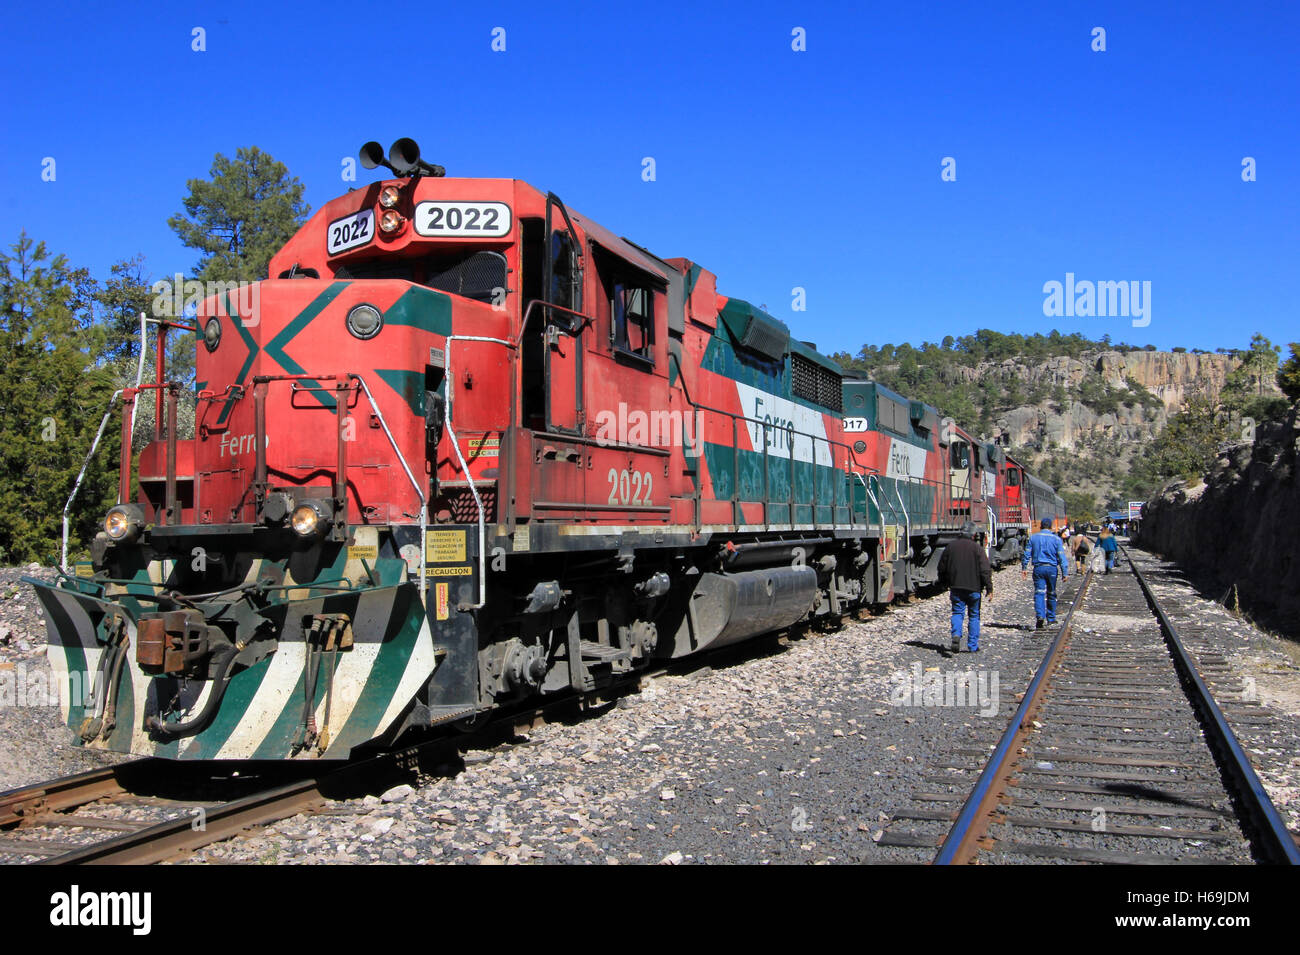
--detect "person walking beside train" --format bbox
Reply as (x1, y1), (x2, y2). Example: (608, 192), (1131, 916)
(1022, 518), (1069, 630)
(939, 521), (992, 654)
(1098, 527), (1119, 574)
(1069, 529), (1092, 575)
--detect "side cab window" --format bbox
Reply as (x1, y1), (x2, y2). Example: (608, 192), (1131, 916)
(594, 247), (660, 368)
(550, 232), (576, 310)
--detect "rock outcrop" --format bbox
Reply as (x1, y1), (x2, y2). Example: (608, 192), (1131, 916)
(1095, 351), (1236, 413)
(984, 350), (1239, 451)
(1137, 410), (1300, 634)
(995, 400), (1165, 451)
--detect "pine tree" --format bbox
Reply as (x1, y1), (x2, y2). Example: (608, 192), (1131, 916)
(0, 233), (120, 564)
(1275, 343), (1300, 403)
(168, 146), (310, 283)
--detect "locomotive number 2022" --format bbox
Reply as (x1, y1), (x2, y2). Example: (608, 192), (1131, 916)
(607, 468), (653, 506)
(414, 201), (512, 238)
(326, 209), (375, 255)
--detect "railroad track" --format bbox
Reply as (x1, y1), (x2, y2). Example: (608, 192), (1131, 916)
(0, 753), (415, 865)
(898, 546), (1300, 865)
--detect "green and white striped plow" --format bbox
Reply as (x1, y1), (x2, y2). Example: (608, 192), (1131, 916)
(28, 579), (437, 760)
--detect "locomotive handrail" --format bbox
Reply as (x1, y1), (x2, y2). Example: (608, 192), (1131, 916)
(518, 298), (591, 345)
(348, 374), (429, 601)
(118, 382), (181, 523)
(860, 473), (885, 543)
(891, 478), (911, 560)
(61, 389), (125, 572)
(441, 335), (514, 610)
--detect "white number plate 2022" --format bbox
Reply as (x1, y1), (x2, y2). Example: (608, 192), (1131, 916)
(326, 209), (375, 255)
(414, 201), (511, 238)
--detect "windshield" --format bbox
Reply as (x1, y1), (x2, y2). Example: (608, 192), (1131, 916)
(335, 249), (507, 303)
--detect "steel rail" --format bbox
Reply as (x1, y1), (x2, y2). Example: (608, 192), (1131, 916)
(1124, 546), (1300, 865)
(41, 774), (330, 865)
(933, 568), (1091, 864)
(0, 762), (153, 828)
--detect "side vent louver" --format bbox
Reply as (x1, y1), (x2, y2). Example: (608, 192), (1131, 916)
(792, 353), (843, 413)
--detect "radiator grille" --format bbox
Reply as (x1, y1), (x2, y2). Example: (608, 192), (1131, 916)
(791, 353), (842, 412)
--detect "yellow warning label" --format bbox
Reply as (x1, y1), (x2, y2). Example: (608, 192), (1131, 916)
(426, 530), (466, 563)
(435, 583), (449, 621)
(74, 563), (94, 578)
(467, 436), (500, 458)
(348, 545), (378, 561)
(426, 565), (473, 577)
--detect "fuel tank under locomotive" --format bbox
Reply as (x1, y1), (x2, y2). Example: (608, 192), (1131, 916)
(666, 565), (818, 656)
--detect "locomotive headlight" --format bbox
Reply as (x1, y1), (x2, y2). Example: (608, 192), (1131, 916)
(346, 303), (383, 340)
(291, 501), (331, 537)
(104, 504), (144, 542)
(379, 210), (405, 234)
(203, 317), (222, 352)
(378, 185), (402, 209)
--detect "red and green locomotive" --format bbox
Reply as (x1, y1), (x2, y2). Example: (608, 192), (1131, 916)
(28, 139), (1064, 760)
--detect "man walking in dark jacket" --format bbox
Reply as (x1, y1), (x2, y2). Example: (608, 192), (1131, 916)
(938, 521), (993, 653)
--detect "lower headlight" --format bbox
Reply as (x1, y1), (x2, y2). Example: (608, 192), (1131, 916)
(104, 504), (144, 542)
(291, 502), (331, 537)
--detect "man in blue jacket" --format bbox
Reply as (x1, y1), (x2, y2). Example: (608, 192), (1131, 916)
(1098, 528), (1119, 574)
(1021, 518), (1070, 629)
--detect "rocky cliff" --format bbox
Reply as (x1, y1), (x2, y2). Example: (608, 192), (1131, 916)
(848, 339), (1271, 508)
(984, 350), (1238, 451)
(1136, 410), (1300, 634)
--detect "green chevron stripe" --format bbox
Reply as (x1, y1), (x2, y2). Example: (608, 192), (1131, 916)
(264, 281), (350, 410)
(328, 587), (423, 752)
(179, 655), (277, 759)
(383, 285), (452, 335)
(375, 369), (425, 417)
(104, 659), (135, 751)
(249, 591), (363, 758)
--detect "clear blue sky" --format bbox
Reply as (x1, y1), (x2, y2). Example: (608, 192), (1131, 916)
(2, 1), (1296, 356)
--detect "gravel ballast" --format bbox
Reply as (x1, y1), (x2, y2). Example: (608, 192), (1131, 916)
(3, 548), (1296, 865)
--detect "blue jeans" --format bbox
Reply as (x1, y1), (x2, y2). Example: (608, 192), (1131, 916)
(1104, 552), (1116, 571)
(1032, 565), (1059, 622)
(950, 589), (982, 650)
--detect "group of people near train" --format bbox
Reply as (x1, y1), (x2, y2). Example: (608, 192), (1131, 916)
(938, 517), (1122, 654)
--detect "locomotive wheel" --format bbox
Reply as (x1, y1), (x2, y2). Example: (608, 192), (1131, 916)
(452, 712), (489, 733)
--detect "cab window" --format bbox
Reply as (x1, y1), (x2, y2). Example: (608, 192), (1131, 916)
(594, 246), (659, 367)
(613, 284), (653, 361)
